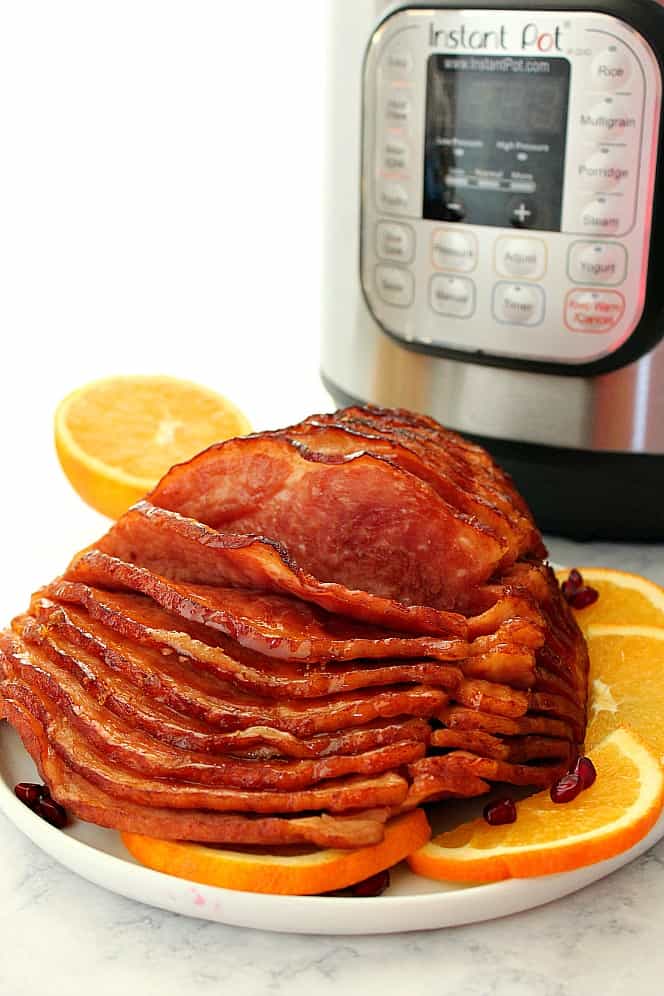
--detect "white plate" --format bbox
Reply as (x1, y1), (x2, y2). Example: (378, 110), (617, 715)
(2, 721), (663, 934)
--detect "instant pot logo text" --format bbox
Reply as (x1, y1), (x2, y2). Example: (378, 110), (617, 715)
(429, 22), (563, 53)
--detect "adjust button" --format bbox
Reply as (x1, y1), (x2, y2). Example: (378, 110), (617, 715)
(495, 237), (546, 279)
(568, 242), (627, 286)
(376, 221), (415, 263)
(375, 265), (414, 308)
(432, 229), (478, 273)
(430, 275), (475, 318)
(493, 283), (544, 326)
(565, 289), (625, 332)
(589, 47), (633, 91)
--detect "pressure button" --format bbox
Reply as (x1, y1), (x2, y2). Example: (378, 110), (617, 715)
(432, 230), (477, 273)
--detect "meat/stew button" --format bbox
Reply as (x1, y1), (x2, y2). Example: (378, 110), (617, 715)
(564, 289), (625, 333)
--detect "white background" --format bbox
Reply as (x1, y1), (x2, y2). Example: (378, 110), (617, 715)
(0, 1), (332, 606)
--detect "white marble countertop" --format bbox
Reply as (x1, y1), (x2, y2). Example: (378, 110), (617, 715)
(1, 537), (662, 996)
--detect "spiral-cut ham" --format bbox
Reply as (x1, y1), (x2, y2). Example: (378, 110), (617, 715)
(0, 404), (589, 856)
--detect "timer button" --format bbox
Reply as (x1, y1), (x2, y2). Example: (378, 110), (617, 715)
(431, 229), (478, 273)
(493, 283), (544, 325)
(565, 289), (625, 332)
(580, 96), (639, 142)
(430, 275), (475, 318)
(589, 47), (632, 91)
(568, 242), (627, 286)
(495, 237), (546, 279)
(375, 265), (414, 308)
(376, 221), (415, 264)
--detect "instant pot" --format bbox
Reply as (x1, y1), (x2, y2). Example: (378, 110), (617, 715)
(320, 0), (664, 538)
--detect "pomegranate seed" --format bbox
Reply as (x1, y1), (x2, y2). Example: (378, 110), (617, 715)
(14, 782), (47, 811)
(574, 756), (597, 789)
(550, 772), (583, 804)
(350, 869), (390, 897)
(483, 797), (517, 826)
(37, 796), (68, 830)
(563, 568), (584, 594)
(568, 586), (599, 610)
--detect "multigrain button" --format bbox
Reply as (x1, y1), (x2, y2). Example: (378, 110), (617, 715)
(430, 275), (475, 317)
(568, 242), (627, 285)
(431, 229), (477, 272)
(579, 146), (630, 193)
(376, 221), (415, 263)
(375, 265), (414, 307)
(493, 283), (544, 325)
(565, 289), (625, 332)
(495, 237), (546, 279)
(589, 47), (632, 91)
(580, 96), (639, 142)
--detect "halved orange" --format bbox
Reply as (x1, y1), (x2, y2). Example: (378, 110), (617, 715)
(122, 810), (430, 895)
(555, 567), (664, 629)
(55, 375), (252, 519)
(584, 625), (664, 757)
(408, 728), (663, 884)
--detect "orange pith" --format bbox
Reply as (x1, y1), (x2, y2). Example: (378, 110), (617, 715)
(122, 809), (431, 895)
(408, 728), (663, 884)
(54, 375), (252, 519)
(555, 567), (664, 629)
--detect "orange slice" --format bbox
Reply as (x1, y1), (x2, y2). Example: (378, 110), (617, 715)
(584, 625), (664, 757)
(555, 567), (664, 629)
(55, 375), (252, 519)
(122, 810), (430, 895)
(408, 728), (663, 884)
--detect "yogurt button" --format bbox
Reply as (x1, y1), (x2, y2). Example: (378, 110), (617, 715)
(568, 242), (627, 285)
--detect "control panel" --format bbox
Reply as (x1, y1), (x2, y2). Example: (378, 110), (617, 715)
(361, 8), (662, 364)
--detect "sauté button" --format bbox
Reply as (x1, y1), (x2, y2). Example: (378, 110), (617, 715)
(429, 275), (475, 317)
(589, 47), (632, 91)
(565, 289), (625, 332)
(495, 237), (546, 279)
(375, 265), (414, 307)
(493, 283), (544, 325)
(431, 230), (477, 272)
(568, 242), (627, 285)
(376, 221), (415, 263)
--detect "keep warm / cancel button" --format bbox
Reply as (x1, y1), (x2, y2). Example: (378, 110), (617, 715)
(564, 289), (625, 333)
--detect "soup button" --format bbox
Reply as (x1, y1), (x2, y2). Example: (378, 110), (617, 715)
(565, 289), (625, 332)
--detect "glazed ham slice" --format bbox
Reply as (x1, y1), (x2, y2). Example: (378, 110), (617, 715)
(145, 436), (507, 606)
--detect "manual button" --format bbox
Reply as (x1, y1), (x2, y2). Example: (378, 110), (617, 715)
(565, 289), (625, 332)
(430, 275), (475, 318)
(568, 242), (627, 285)
(375, 265), (414, 308)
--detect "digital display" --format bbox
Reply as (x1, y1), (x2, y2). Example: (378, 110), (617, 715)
(423, 55), (570, 230)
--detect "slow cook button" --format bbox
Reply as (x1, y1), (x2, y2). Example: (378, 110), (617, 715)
(565, 289), (625, 332)
(375, 265), (414, 307)
(431, 229), (478, 272)
(579, 96), (639, 141)
(376, 221), (415, 263)
(568, 242), (627, 285)
(589, 47), (633, 91)
(430, 275), (475, 317)
(493, 283), (544, 326)
(495, 237), (546, 279)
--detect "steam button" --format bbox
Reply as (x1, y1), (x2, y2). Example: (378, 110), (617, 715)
(493, 283), (544, 325)
(375, 265), (414, 307)
(430, 275), (475, 318)
(589, 47), (632, 91)
(580, 197), (623, 236)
